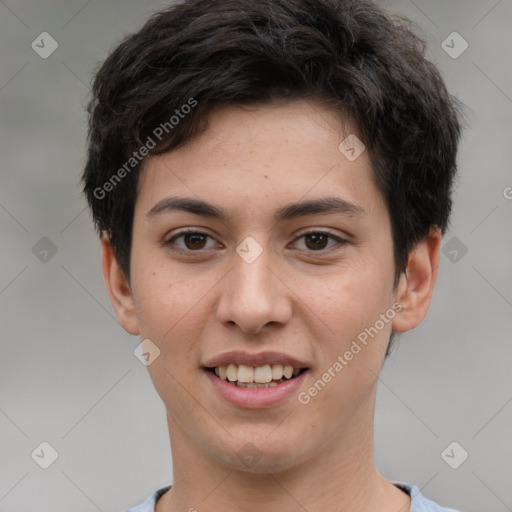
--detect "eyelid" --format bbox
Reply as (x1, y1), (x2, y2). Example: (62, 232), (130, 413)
(293, 227), (347, 239)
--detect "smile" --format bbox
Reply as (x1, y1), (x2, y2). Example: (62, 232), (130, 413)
(204, 366), (309, 408)
(207, 364), (306, 388)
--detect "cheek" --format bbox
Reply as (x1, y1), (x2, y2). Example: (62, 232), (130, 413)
(305, 274), (393, 422)
(130, 259), (180, 337)
(130, 266), (205, 399)
(130, 261), (214, 355)
(309, 257), (395, 386)
(131, 271), (171, 337)
(312, 263), (393, 334)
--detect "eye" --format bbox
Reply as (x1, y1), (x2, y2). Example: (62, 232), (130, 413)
(292, 231), (347, 252)
(164, 229), (347, 254)
(164, 230), (219, 252)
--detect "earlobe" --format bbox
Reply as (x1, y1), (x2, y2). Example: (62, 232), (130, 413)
(391, 228), (442, 333)
(100, 233), (140, 335)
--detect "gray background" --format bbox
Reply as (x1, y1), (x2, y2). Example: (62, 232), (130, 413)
(0, 0), (511, 511)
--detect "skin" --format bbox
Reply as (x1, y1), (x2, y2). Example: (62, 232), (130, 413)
(101, 100), (441, 512)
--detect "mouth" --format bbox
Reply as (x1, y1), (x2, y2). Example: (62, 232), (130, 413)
(204, 364), (308, 388)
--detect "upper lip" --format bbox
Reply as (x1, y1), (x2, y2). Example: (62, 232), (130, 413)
(203, 350), (309, 369)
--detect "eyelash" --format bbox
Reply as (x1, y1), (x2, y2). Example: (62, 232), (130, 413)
(164, 229), (348, 254)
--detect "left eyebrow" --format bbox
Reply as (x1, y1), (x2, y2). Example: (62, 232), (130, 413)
(146, 196), (366, 222)
(273, 197), (366, 222)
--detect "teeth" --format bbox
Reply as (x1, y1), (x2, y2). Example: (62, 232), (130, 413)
(236, 381), (279, 388)
(254, 365), (272, 383)
(283, 365), (293, 379)
(237, 365), (254, 383)
(271, 364), (283, 380)
(212, 363), (302, 384)
(226, 363), (238, 382)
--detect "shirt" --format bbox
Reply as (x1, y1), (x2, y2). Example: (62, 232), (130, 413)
(124, 482), (459, 511)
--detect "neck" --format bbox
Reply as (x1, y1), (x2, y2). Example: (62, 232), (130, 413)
(157, 398), (410, 512)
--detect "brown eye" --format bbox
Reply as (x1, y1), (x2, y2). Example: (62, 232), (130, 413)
(182, 233), (207, 250)
(304, 233), (330, 250)
(293, 231), (346, 252)
(165, 230), (218, 252)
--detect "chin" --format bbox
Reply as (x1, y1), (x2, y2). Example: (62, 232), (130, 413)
(211, 438), (311, 475)
(228, 454), (305, 475)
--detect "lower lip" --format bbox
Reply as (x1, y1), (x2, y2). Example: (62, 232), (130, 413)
(204, 369), (308, 409)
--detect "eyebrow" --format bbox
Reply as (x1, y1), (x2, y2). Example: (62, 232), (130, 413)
(146, 196), (366, 223)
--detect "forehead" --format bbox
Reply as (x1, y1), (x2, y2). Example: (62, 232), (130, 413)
(135, 100), (384, 222)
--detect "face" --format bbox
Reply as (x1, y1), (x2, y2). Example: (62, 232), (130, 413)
(104, 100), (439, 474)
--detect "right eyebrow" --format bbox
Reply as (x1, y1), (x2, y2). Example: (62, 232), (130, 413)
(146, 196), (230, 221)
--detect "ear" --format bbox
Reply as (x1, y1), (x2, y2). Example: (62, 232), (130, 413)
(391, 227), (442, 333)
(100, 233), (140, 335)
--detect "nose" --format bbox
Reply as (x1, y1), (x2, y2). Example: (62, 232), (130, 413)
(214, 244), (293, 335)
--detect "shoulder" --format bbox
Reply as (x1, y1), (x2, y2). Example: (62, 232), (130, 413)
(394, 482), (460, 512)
(122, 486), (171, 512)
